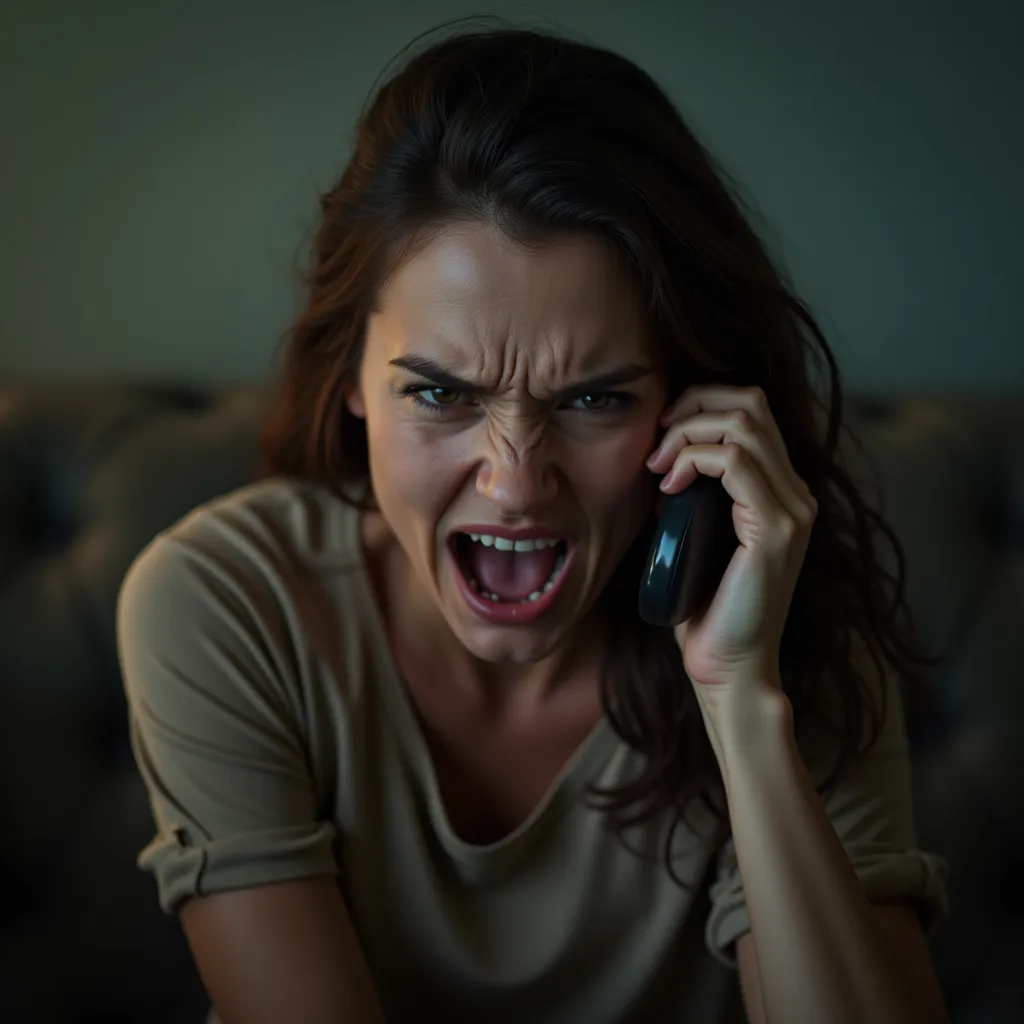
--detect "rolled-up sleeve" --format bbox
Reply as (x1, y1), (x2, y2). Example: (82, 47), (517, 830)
(705, 646), (950, 967)
(117, 527), (339, 914)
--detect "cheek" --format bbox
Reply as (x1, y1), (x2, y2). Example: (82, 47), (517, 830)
(367, 413), (464, 510)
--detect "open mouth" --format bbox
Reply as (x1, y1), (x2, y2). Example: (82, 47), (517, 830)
(448, 531), (573, 623)
(453, 533), (569, 602)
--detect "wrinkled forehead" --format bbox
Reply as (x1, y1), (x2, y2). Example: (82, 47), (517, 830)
(370, 222), (655, 384)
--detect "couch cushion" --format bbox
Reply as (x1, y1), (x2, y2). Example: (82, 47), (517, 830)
(0, 383), (265, 1022)
(844, 394), (1024, 1015)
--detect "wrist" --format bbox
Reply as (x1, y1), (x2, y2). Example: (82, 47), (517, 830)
(698, 682), (796, 782)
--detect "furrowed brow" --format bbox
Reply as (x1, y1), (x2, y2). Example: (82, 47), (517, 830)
(389, 356), (479, 392)
(389, 355), (653, 398)
(551, 364), (652, 400)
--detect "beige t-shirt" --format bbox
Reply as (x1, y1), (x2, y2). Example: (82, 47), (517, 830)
(116, 477), (948, 1024)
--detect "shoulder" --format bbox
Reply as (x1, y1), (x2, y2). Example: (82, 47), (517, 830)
(120, 475), (360, 604)
(163, 475), (361, 571)
(116, 477), (365, 710)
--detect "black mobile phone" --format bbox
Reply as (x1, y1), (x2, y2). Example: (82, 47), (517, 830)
(638, 475), (737, 627)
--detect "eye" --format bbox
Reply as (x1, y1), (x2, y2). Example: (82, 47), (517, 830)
(418, 386), (461, 406)
(568, 392), (634, 413)
(397, 380), (475, 414)
(574, 393), (611, 411)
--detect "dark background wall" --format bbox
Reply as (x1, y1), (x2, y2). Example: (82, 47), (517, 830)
(2, 0), (1020, 389)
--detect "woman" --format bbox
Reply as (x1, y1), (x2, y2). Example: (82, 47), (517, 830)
(117, 21), (950, 1024)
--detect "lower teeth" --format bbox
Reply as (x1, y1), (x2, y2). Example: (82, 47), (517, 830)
(469, 552), (566, 604)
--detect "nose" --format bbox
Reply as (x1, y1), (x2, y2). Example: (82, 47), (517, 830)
(476, 430), (559, 519)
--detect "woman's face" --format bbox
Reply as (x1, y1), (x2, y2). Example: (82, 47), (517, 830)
(348, 221), (669, 664)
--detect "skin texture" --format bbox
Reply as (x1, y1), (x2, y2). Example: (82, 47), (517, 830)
(347, 222), (668, 700)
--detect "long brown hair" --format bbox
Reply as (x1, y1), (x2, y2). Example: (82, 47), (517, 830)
(260, 18), (939, 876)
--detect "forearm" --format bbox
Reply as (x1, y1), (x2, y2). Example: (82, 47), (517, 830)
(182, 879), (387, 1024)
(706, 686), (942, 1024)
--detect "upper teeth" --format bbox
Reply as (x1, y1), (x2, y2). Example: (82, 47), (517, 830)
(466, 534), (560, 552)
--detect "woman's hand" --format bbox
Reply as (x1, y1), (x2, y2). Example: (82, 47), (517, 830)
(645, 385), (817, 702)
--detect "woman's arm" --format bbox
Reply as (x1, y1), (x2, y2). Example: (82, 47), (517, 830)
(181, 877), (385, 1024)
(117, 527), (387, 1024)
(713, 685), (948, 1024)
(650, 384), (947, 1021)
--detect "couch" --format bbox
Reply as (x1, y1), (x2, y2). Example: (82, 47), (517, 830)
(0, 381), (1020, 1023)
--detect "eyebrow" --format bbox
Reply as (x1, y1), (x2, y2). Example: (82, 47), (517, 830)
(389, 355), (653, 400)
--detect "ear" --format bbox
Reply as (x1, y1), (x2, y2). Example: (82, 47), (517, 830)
(343, 376), (366, 419)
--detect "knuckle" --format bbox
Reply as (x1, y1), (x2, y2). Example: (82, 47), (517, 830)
(723, 441), (745, 466)
(798, 485), (819, 519)
(791, 501), (817, 532)
(775, 515), (799, 543)
(729, 407), (754, 433)
(745, 386), (769, 412)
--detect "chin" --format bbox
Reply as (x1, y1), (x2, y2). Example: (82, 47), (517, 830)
(448, 616), (571, 665)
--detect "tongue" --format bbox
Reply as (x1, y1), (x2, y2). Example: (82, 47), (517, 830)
(466, 543), (558, 601)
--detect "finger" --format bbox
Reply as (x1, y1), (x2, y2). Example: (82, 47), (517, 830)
(660, 444), (799, 548)
(664, 443), (816, 554)
(661, 385), (789, 467)
(649, 409), (811, 520)
(648, 409), (764, 470)
(660, 383), (764, 425)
